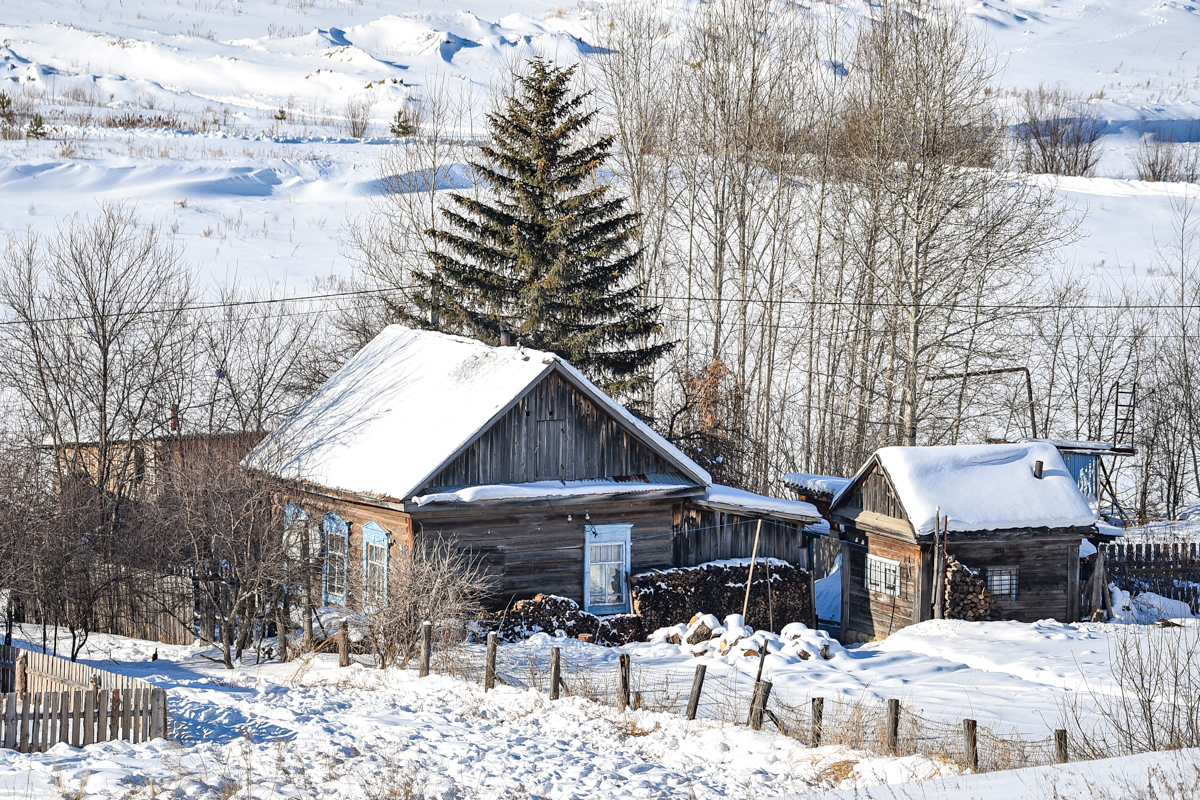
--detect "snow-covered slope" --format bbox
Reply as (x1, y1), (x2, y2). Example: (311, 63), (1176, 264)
(0, 0), (1197, 292)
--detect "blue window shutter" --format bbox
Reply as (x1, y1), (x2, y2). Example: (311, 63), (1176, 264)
(322, 513), (350, 605)
(362, 521), (389, 613)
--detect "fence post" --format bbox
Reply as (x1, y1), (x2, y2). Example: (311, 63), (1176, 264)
(550, 646), (562, 700)
(419, 621), (432, 678)
(886, 699), (900, 753)
(748, 680), (773, 731)
(13, 653), (25, 697)
(617, 653), (631, 711)
(963, 718), (977, 770)
(686, 665), (706, 721)
(485, 632), (497, 692)
(811, 697), (824, 747)
(1055, 729), (1068, 763)
(338, 621), (350, 668)
(151, 688), (168, 740)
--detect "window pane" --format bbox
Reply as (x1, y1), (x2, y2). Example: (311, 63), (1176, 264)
(588, 564), (607, 605)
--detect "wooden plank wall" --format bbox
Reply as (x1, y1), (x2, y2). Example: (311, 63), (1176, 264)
(414, 499), (677, 605)
(425, 371), (684, 489)
(843, 465), (908, 521)
(0, 646), (167, 753)
(671, 506), (809, 568)
(1104, 541), (1200, 614)
(949, 538), (1075, 623)
(842, 531), (921, 643)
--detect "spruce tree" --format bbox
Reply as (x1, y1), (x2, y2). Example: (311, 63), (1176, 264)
(416, 57), (669, 400)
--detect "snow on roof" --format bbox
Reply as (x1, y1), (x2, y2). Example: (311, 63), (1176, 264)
(412, 476), (698, 507)
(1016, 437), (1117, 453)
(695, 483), (820, 523)
(780, 472), (851, 497)
(838, 442), (1097, 537)
(246, 326), (710, 499)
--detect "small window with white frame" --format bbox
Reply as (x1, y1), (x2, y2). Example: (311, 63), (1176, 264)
(987, 566), (1019, 601)
(865, 554), (901, 597)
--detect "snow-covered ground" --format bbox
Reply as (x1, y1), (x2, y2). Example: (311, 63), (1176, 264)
(3, 614), (1198, 798)
(0, 0), (1198, 293)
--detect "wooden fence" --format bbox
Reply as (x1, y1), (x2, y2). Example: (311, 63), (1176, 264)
(0, 645), (167, 753)
(1103, 540), (1200, 614)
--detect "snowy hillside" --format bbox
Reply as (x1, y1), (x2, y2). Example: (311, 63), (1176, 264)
(0, 0), (1197, 291)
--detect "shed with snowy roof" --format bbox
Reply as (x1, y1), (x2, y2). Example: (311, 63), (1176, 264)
(826, 443), (1097, 642)
(248, 326), (820, 615)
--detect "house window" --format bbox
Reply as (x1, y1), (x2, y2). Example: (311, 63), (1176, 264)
(362, 521), (389, 612)
(865, 554), (901, 597)
(323, 513), (349, 605)
(584, 524), (632, 613)
(987, 566), (1019, 601)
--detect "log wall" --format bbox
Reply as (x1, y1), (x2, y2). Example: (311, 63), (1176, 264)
(948, 538), (1078, 623)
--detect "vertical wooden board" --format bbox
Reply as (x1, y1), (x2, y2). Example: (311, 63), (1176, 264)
(28, 693), (41, 754)
(76, 691), (87, 748)
(3, 693), (15, 750)
(121, 689), (132, 742)
(95, 690), (108, 743)
(150, 689), (166, 741)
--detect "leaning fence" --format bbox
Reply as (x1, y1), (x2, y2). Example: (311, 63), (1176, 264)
(334, 622), (1071, 774)
(1104, 540), (1200, 614)
(0, 645), (168, 753)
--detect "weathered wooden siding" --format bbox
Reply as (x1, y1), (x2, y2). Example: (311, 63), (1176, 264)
(672, 504), (809, 569)
(842, 530), (921, 644)
(842, 464), (908, 522)
(949, 538), (1077, 623)
(413, 499), (677, 605)
(424, 371), (681, 489)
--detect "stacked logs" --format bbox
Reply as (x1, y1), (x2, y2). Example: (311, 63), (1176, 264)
(486, 594), (643, 645)
(943, 555), (1000, 621)
(629, 560), (813, 633)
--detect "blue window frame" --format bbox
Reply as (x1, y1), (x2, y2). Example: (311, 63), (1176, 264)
(323, 513), (350, 606)
(583, 523), (632, 614)
(362, 521), (389, 612)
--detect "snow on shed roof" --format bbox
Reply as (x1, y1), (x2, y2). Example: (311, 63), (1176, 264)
(780, 472), (851, 497)
(412, 475), (699, 507)
(695, 483), (820, 524)
(246, 326), (710, 499)
(835, 442), (1097, 537)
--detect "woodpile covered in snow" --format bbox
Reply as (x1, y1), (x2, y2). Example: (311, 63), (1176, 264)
(487, 595), (643, 645)
(943, 556), (1000, 621)
(630, 559), (813, 634)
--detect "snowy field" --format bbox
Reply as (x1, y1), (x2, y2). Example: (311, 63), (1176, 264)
(2, 615), (1198, 798)
(0, 0), (1198, 294)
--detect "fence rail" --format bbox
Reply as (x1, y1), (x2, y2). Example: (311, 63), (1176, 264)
(1103, 541), (1200, 614)
(0, 645), (167, 753)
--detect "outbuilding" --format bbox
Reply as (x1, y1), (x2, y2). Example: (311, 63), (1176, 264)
(827, 443), (1097, 643)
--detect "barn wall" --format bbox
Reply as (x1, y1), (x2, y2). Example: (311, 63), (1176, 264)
(842, 529), (922, 644)
(672, 504), (810, 569)
(425, 371), (681, 490)
(412, 498), (677, 606)
(949, 538), (1078, 623)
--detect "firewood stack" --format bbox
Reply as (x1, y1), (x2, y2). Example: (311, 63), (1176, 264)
(485, 594), (643, 645)
(629, 560), (813, 633)
(943, 555), (1000, 621)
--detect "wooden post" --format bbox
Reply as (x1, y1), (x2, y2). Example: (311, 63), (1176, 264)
(419, 621), (432, 678)
(13, 653), (25, 697)
(686, 665), (706, 721)
(963, 718), (977, 770)
(811, 698), (824, 747)
(549, 646), (561, 700)
(150, 688), (168, 740)
(617, 653), (631, 711)
(742, 519), (764, 622)
(748, 680), (772, 731)
(806, 569), (817, 629)
(485, 632), (497, 692)
(277, 597), (289, 663)
(338, 621), (350, 668)
(886, 698), (900, 753)
(1055, 729), (1068, 763)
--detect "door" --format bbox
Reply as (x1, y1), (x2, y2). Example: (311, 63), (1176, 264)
(584, 523), (632, 614)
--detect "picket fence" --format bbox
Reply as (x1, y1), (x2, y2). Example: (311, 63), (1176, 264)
(0, 645), (167, 753)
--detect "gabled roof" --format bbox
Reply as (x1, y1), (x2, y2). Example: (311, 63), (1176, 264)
(831, 442), (1097, 537)
(246, 326), (711, 500)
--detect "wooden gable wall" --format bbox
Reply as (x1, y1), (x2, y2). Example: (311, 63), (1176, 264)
(842, 463), (909, 522)
(422, 370), (684, 490)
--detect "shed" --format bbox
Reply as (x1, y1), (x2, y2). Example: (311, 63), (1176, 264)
(828, 443), (1097, 642)
(247, 326), (820, 615)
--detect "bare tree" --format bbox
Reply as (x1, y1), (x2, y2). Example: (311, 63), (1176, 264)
(1018, 84), (1105, 177)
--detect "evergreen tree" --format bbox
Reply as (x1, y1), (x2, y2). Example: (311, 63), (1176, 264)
(415, 57), (670, 400)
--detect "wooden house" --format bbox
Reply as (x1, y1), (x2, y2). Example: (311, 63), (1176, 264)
(247, 326), (820, 615)
(827, 443), (1097, 643)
